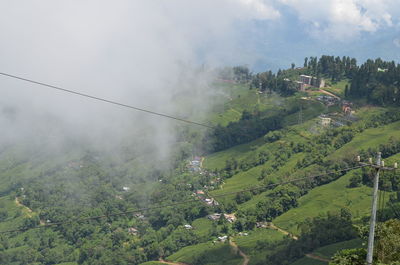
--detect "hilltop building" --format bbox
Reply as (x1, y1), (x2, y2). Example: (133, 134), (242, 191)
(296, 75), (325, 91)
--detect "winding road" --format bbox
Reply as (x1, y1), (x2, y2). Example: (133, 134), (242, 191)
(15, 197), (33, 217)
(230, 240), (250, 265)
(268, 222), (298, 240)
(318, 89), (340, 99)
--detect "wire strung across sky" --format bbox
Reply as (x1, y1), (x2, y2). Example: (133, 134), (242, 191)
(0, 73), (382, 233)
(0, 72), (215, 129)
(0, 71), (288, 142)
(211, 164), (368, 198)
(0, 164), (369, 234)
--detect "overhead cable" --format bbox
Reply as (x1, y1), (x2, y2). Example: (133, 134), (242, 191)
(0, 72), (214, 129)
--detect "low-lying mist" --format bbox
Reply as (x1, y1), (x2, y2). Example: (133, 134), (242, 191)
(0, 0), (266, 171)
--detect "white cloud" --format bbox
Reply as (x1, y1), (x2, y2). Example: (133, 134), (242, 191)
(237, 0), (281, 19)
(0, 0), (281, 158)
(279, 0), (398, 40)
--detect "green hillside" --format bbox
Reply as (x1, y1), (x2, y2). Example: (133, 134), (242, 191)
(273, 170), (373, 234)
(2, 58), (400, 265)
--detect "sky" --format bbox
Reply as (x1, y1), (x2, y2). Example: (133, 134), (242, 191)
(0, 0), (399, 160)
(192, 0), (400, 71)
(0, 1), (398, 74)
(234, 0), (400, 71)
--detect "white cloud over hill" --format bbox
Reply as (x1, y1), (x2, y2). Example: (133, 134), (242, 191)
(279, 0), (399, 40)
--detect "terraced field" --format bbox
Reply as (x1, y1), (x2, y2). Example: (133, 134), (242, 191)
(167, 242), (243, 265)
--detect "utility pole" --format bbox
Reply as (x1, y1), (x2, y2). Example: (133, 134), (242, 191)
(359, 152), (398, 265)
(366, 152), (381, 265)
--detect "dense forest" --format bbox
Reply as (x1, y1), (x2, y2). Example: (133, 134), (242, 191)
(348, 59), (400, 105)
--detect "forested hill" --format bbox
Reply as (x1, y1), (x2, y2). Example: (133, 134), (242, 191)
(348, 59), (400, 105)
(254, 55), (400, 106)
(206, 56), (400, 152)
(0, 56), (400, 265)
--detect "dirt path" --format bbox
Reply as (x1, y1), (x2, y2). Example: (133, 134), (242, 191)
(266, 224), (328, 262)
(15, 197), (33, 217)
(158, 259), (189, 265)
(269, 223), (298, 240)
(305, 253), (330, 263)
(230, 240), (250, 265)
(200, 157), (205, 168)
(319, 89), (340, 99)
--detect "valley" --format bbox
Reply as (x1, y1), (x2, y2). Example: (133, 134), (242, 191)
(1, 56), (400, 265)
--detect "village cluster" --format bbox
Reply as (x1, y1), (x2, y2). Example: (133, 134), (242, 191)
(317, 99), (356, 129)
(286, 74), (357, 128)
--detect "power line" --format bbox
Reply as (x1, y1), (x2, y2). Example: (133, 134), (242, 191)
(0, 72), (215, 129)
(212, 164), (367, 198)
(0, 72), (309, 141)
(0, 164), (367, 234)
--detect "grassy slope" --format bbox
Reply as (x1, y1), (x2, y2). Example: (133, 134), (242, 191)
(203, 138), (265, 171)
(323, 79), (349, 97)
(273, 170), (372, 235)
(207, 128), (310, 200)
(328, 121), (400, 161)
(166, 93), (398, 263)
(191, 218), (214, 239)
(312, 238), (363, 259)
(289, 238), (363, 265)
(237, 152), (306, 212)
(235, 229), (285, 265)
(205, 114), (400, 216)
(209, 82), (286, 127)
(275, 151), (400, 235)
(167, 106), (400, 263)
(167, 242), (242, 265)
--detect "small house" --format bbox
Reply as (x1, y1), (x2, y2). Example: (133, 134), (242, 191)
(204, 198), (219, 206)
(256, 222), (268, 228)
(208, 213), (222, 221)
(224, 214), (237, 223)
(218, 235), (228, 242)
(128, 227), (139, 235)
(184, 224), (193, 230)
